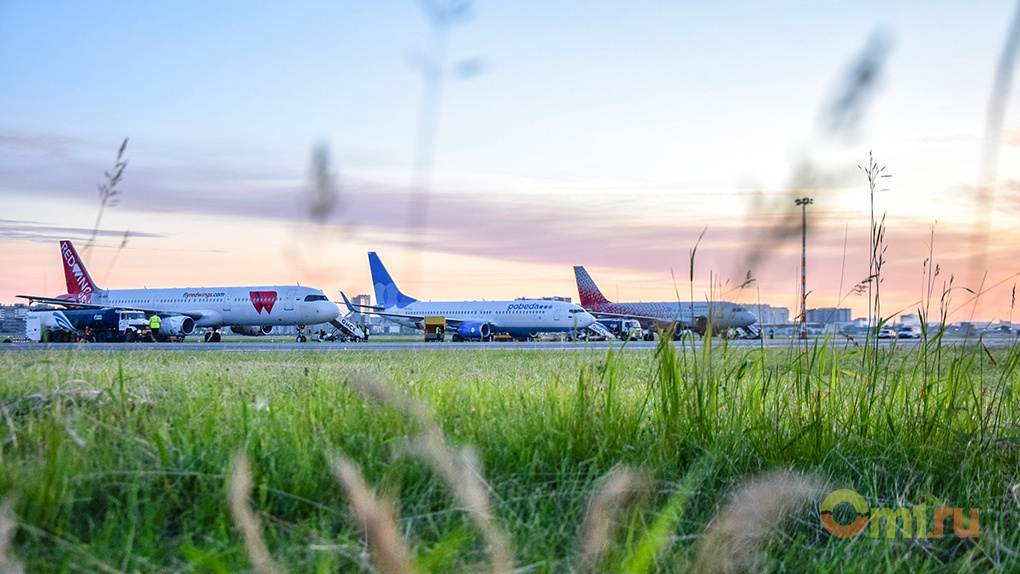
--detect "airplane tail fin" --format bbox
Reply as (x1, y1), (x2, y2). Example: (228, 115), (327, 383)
(368, 252), (417, 308)
(60, 240), (100, 298)
(574, 266), (612, 307)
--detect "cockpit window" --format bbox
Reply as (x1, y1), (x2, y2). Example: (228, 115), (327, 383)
(568, 306), (584, 313)
(733, 306), (745, 312)
(304, 294), (328, 302)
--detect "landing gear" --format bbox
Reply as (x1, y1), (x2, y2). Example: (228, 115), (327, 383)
(204, 330), (222, 343)
(296, 325), (307, 343)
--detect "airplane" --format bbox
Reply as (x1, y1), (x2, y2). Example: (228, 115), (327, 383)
(573, 266), (759, 339)
(17, 240), (341, 342)
(340, 252), (597, 341)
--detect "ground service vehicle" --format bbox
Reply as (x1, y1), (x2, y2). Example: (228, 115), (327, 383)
(878, 325), (897, 339)
(896, 325), (923, 339)
(594, 318), (645, 341)
(424, 316), (446, 342)
(26, 308), (152, 342)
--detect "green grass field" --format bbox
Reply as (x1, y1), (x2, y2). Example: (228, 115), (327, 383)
(0, 337), (1018, 572)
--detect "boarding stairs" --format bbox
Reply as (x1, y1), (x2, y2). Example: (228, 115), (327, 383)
(327, 313), (367, 341)
(587, 322), (617, 340)
(738, 325), (761, 339)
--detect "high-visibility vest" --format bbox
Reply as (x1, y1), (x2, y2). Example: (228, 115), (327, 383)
(150, 315), (161, 329)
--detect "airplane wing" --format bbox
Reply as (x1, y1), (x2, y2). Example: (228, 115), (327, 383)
(17, 294), (103, 308)
(586, 309), (672, 322)
(340, 291), (425, 320)
(338, 292), (481, 328)
(16, 294), (204, 320)
(339, 292), (386, 312)
(586, 309), (694, 332)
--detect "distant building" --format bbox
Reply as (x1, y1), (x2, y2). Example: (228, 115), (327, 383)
(519, 296), (572, 303)
(0, 304), (28, 334)
(806, 307), (851, 325)
(1, 304), (29, 320)
(747, 304), (789, 326)
(541, 296), (572, 303)
(899, 314), (922, 327)
(350, 293), (372, 326)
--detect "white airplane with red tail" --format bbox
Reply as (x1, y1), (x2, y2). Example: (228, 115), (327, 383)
(17, 240), (340, 341)
(574, 266), (758, 338)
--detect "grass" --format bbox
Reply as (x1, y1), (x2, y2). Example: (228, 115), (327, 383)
(0, 340), (1018, 572)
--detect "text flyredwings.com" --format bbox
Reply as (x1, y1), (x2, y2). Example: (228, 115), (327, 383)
(820, 489), (978, 539)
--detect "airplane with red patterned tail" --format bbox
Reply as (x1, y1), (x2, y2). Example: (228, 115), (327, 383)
(17, 240), (340, 342)
(573, 266), (759, 339)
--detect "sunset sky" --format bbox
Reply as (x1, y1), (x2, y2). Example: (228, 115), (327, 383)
(2, 1), (1020, 323)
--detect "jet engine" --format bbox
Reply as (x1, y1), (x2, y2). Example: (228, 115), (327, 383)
(159, 316), (196, 337)
(693, 315), (709, 336)
(457, 322), (491, 339)
(230, 325), (273, 336)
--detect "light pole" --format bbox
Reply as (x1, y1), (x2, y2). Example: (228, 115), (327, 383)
(795, 197), (813, 340)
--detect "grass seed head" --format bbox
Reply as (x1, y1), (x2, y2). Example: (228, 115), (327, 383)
(696, 471), (825, 574)
(410, 435), (514, 574)
(331, 455), (416, 574)
(0, 500), (24, 574)
(578, 467), (645, 572)
(229, 454), (282, 574)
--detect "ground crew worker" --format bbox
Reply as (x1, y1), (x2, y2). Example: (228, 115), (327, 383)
(150, 314), (161, 341)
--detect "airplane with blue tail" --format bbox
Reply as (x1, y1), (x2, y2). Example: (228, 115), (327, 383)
(340, 252), (597, 341)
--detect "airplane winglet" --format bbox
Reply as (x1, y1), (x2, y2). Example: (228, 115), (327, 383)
(340, 292), (358, 314)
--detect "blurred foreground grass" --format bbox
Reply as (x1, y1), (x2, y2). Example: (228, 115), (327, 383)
(0, 340), (1018, 572)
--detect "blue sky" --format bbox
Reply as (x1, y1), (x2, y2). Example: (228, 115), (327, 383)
(2, 1), (1019, 321)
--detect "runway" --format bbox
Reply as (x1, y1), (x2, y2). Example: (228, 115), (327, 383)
(2, 336), (1014, 352)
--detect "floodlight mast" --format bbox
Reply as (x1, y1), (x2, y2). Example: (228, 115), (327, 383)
(795, 197), (813, 340)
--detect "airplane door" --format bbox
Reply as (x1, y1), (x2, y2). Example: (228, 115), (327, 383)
(554, 306), (561, 321)
(223, 294), (231, 311)
(285, 289), (295, 311)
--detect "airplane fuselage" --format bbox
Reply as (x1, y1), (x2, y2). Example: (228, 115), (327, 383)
(83, 285), (339, 327)
(587, 300), (757, 333)
(382, 299), (594, 337)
